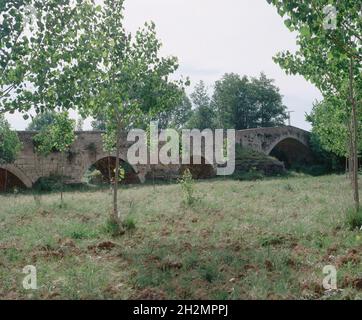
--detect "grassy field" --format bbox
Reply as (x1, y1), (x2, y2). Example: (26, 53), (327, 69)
(0, 174), (362, 300)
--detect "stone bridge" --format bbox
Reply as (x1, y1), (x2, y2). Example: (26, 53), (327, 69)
(0, 126), (312, 190)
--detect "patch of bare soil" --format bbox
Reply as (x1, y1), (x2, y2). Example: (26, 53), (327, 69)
(292, 244), (312, 256)
(104, 283), (124, 296)
(342, 276), (362, 291)
(353, 279), (362, 290)
(182, 242), (193, 251)
(31, 238), (81, 262)
(157, 258), (183, 271)
(264, 260), (274, 272)
(336, 249), (360, 267)
(243, 264), (259, 272)
(130, 288), (166, 300)
(300, 281), (324, 299)
(87, 241), (117, 252)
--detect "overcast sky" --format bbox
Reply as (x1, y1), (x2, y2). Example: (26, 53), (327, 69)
(5, 0), (323, 131)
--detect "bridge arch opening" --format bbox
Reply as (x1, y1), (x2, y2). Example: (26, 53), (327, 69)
(0, 168), (27, 192)
(268, 138), (313, 169)
(180, 156), (216, 179)
(84, 156), (140, 185)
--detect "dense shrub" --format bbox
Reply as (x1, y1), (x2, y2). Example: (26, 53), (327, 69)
(85, 169), (104, 185)
(307, 134), (344, 175)
(346, 208), (362, 231)
(232, 146), (285, 180)
(33, 175), (64, 192)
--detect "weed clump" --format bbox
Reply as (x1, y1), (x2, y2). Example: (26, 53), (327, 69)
(346, 208), (362, 231)
(103, 218), (122, 236)
(178, 169), (199, 206)
(103, 215), (135, 236)
(123, 216), (136, 231)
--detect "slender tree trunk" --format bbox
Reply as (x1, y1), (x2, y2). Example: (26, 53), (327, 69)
(108, 154), (112, 191)
(345, 157), (348, 179)
(348, 123), (353, 182)
(153, 168), (155, 190)
(112, 123), (122, 229)
(61, 152), (64, 205)
(4, 169), (7, 193)
(349, 58), (359, 212)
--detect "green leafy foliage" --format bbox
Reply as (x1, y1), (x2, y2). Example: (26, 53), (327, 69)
(178, 169), (198, 206)
(1, 0), (98, 115)
(33, 112), (75, 156)
(123, 215), (136, 231)
(151, 93), (193, 130)
(346, 208), (362, 231)
(187, 81), (215, 130)
(0, 114), (21, 164)
(33, 175), (64, 192)
(267, 0), (361, 210)
(0, 0), (31, 104)
(212, 73), (287, 129)
(70, 0), (188, 222)
(27, 111), (57, 131)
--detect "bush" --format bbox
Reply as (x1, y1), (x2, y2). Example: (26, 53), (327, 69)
(232, 146), (285, 179)
(123, 216), (136, 231)
(85, 169), (104, 185)
(289, 164), (333, 177)
(198, 263), (219, 283)
(346, 208), (362, 231)
(65, 224), (99, 240)
(178, 169), (198, 206)
(103, 218), (121, 236)
(33, 175), (64, 192)
(233, 167), (264, 181)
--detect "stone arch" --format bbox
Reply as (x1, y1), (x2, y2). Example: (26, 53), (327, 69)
(267, 137), (313, 168)
(83, 155), (143, 185)
(266, 135), (309, 155)
(180, 155), (216, 179)
(0, 164), (33, 190)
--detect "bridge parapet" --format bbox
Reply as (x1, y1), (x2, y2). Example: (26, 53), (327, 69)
(236, 126), (310, 155)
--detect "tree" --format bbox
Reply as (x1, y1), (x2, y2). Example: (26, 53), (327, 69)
(153, 93), (192, 130)
(76, 117), (84, 131)
(27, 111), (56, 131)
(0, 0), (31, 102)
(0, 114), (21, 164)
(91, 116), (107, 131)
(0, 114), (22, 191)
(187, 81), (215, 130)
(212, 73), (287, 129)
(33, 112), (75, 204)
(1, 0), (96, 201)
(268, 0), (362, 211)
(249, 73), (287, 127)
(77, 0), (186, 231)
(1, 0), (97, 116)
(306, 98), (359, 158)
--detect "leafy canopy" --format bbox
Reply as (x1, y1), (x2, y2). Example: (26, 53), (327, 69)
(27, 111), (57, 131)
(187, 81), (215, 130)
(0, 0), (31, 101)
(1, 0), (98, 117)
(0, 114), (21, 164)
(212, 73), (287, 130)
(268, 0), (361, 97)
(76, 0), (188, 133)
(33, 111), (75, 156)
(268, 0), (361, 156)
